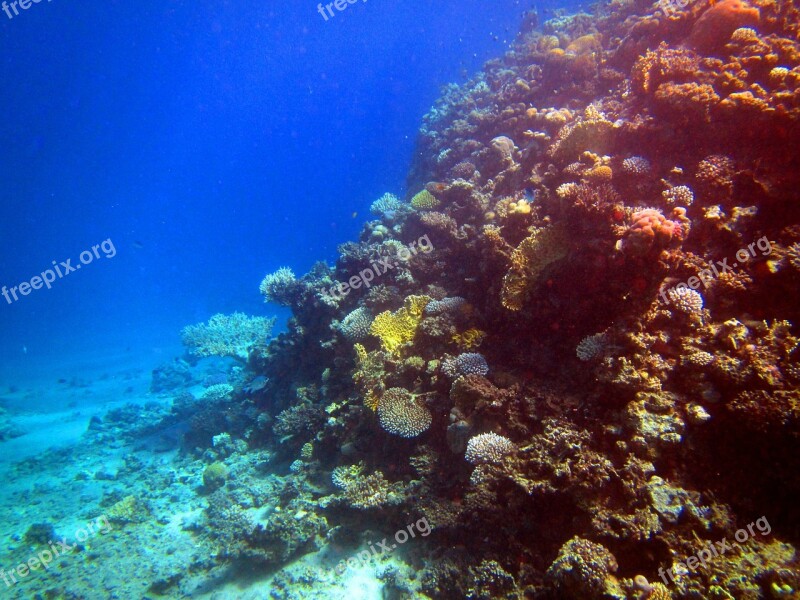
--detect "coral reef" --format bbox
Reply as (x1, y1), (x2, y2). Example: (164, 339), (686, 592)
(134, 1), (800, 597)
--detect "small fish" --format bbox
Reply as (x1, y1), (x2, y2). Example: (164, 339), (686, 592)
(133, 241), (144, 249)
(22, 345), (27, 354)
(524, 188), (538, 204)
(352, 212), (358, 218)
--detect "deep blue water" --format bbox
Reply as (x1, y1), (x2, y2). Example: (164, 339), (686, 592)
(0, 0), (561, 383)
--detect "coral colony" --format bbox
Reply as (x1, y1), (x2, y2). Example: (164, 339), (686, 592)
(10, 1), (800, 598)
(162, 1), (800, 597)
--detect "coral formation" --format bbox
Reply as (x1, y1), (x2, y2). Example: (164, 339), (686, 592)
(464, 432), (516, 465)
(117, 1), (800, 597)
(181, 313), (275, 362)
(369, 294), (431, 354)
(376, 387), (432, 438)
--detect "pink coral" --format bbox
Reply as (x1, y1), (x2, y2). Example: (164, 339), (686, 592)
(621, 208), (687, 254)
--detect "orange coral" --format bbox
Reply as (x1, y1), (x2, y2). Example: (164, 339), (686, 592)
(686, 0), (760, 53)
(653, 82), (721, 121)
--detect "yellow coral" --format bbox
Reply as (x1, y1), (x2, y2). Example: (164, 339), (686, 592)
(354, 343), (368, 364)
(509, 199), (532, 215)
(369, 295), (432, 353)
(501, 225), (570, 311)
(585, 164), (613, 181)
(364, 389), (380, 411)
(452, 328), (486, 350)
(410, 190), (441, 210)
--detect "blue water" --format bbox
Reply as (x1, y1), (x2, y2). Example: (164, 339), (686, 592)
(0, 0), (558, 383)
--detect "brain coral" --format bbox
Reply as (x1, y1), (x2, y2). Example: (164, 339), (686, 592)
(369, 295), (431, 353)
(465, 432), (516, 464)
(376, 388), (432, 438)
(338, 306), (373, 341)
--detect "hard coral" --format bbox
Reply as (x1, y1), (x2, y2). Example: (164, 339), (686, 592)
(376, 387), (432, 438)
(465, 432), (516, 464)
(501, 224), (570, 310)
(411, 189), (441, 210)
(686, 0), (760, 54)
(620, 208), (688, 255)
(442, 352), (490, 379)
(546, 536), (619, 598)
(369, 294), (431, 354)
(337, 306), (373, 341)
(181, 313), (276, 362)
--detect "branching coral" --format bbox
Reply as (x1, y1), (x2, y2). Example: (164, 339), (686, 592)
(337, 306), (373, 341)
(411, 189), (441, 210)
(376, 387), (432, 438)
(259, 267), (299, 306)
(181, 313), (276, 362)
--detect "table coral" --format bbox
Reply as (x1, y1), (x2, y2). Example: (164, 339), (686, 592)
(376, 387), (432, 438)
(181, 312), (276, 362)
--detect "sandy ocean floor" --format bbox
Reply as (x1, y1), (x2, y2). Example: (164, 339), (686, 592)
(0, 349), (409, 599)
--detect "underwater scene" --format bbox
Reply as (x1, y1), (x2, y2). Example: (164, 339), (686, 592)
(1, 0), (800, 598)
